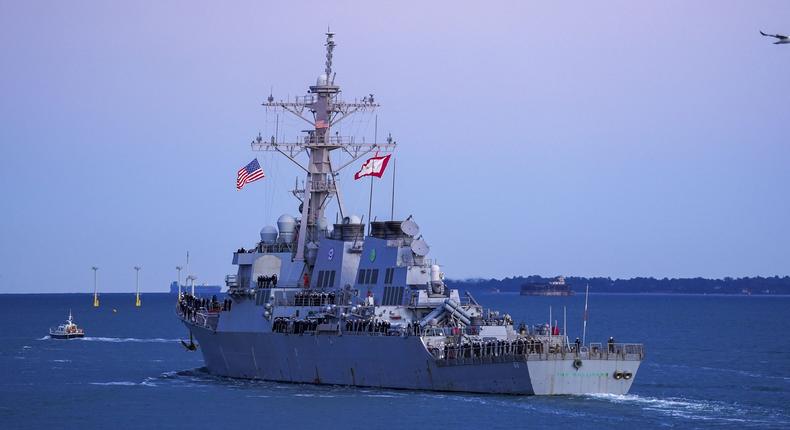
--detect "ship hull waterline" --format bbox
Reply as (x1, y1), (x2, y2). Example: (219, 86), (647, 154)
(184, 323), (640, 396)
(49, 333), (85, 340)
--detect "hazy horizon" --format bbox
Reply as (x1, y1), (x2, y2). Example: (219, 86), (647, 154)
(2, 1), (789, 293)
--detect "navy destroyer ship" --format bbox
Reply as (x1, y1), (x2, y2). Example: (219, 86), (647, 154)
(177, 32), (644, 395)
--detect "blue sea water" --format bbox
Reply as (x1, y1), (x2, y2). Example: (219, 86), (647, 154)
(1, 292), (788, 429)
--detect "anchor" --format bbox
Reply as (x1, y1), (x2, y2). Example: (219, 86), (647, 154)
(181, 331), (197, 351)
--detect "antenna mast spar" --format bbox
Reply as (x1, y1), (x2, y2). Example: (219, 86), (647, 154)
(252, 31), (396, 263)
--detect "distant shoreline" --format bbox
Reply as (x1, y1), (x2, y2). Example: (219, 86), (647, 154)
(475, 291), (790, 298)
(449, 275), (790, 296)
(3, 274), (790, 295)
(2, 291), (790, 297)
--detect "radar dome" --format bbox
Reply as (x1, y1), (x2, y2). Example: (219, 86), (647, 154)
(277, 214), (296, 243)
(317, 73), (329, 86)
(347, 215), (362, 225)
(260, 226), (278, 244)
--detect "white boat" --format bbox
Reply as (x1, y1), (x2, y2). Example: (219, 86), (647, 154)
(49, 311), (85, 339)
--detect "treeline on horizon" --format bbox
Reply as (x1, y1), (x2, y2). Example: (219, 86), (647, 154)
(445, 275), (790, 295)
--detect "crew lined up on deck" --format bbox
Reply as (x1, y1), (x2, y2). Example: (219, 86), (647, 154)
(294, 291), (336, 306)
(177, 294), (233, 322)
(177, 294), (202, 322)
(345, 319), (390, 334)
(270, 317), (393, 335)
(431, 337), (627, 362)
(435, 338), (546, 360)
(272, 318), (320, 334)
(256, 274), (278, 288)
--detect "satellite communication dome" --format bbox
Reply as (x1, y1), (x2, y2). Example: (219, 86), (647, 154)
(277, 214), (295, 230)
(277, 214), (296, 242)
(316, 73), (329, 86)
(260, 226), (278, 244)
(347, 215), (362, 225)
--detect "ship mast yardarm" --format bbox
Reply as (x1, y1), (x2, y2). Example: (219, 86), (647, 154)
(252, 31), (396, 263)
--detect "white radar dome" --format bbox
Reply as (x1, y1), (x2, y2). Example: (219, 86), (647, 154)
(277, 214), (296, 243)
(277, 214), (296, 230)
(260, 226), (278, 244)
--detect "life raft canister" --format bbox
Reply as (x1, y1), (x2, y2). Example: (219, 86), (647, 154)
(573, 358), (583, 370)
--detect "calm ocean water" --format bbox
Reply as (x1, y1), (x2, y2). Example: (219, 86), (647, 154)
(1, 292), (788, 429)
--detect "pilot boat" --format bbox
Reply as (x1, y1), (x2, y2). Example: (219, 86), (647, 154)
(49, 311), (85, 339)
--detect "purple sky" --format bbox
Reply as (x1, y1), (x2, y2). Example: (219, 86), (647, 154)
(1, 1), (789, 293)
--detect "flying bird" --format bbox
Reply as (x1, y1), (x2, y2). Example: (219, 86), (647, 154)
(760, 31), (789, 44)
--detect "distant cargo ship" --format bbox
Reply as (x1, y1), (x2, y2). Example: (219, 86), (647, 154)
(521, 276), (574, 296)
(169, 281), (222, 295)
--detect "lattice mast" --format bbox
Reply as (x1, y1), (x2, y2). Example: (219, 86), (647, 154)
(252, 31), (396, 262)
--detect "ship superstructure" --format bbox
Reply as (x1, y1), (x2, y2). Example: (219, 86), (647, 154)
(177, 33), (644, 395)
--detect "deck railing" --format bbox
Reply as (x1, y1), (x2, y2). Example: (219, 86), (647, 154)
(429, 342), (644, 366)
(176, 304), (220, 331)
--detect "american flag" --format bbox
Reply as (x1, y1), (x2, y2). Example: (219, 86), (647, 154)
(236, 158), (265, 190)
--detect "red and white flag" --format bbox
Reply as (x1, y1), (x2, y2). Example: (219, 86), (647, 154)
(354, 154), (391, 180)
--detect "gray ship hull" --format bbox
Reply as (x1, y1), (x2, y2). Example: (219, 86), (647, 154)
(187, 323), (640, 395)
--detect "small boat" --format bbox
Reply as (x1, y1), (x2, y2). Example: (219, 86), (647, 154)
(49, 310), (85, 339)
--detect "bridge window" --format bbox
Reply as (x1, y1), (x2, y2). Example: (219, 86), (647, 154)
(357, 269), (378, 285)
(382, 286), (405, 305)
(327, 270), (335, 288)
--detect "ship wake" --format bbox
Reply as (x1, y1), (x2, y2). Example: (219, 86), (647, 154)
(587, 393), (789, 426)
(78, 336), (181, 343)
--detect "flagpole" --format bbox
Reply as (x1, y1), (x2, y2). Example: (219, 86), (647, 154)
(582, 283), (589, 346)
(368, 176), (374, 235)
(368, 115), (377, 235)
(390, 157), (396, 220)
